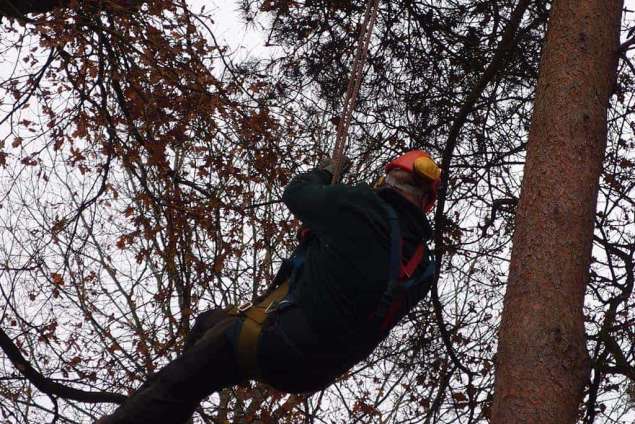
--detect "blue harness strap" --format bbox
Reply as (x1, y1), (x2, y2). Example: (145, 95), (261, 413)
(373, 203), (434, 332)
(371, 205), (402, 326)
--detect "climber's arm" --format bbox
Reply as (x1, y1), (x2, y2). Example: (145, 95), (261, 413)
(282, 168), (350, 234)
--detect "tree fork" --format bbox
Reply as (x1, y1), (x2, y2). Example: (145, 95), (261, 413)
(491, 1), (623, 423)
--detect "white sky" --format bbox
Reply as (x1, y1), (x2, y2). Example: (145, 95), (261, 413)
(210, 1), (635, 49)
(202, 1), (276, 60)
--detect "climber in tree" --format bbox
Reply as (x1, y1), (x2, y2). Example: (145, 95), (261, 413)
(101, 150), (441, 424)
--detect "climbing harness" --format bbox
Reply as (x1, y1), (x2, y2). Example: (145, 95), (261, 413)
(231, 281), (290, 377)
(229, 238), (310, 377)
(331, 0), (381, 183)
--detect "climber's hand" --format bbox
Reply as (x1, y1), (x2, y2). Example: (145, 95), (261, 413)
(318, 156), (352, 179)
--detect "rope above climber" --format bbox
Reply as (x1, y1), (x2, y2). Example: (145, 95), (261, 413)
(99, 150), (442, 424)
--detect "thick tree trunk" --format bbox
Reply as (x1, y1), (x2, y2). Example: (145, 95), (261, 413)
(0, 0), (142, 18)
(0, 0), (64, 16)
(491, 1), (623, 423)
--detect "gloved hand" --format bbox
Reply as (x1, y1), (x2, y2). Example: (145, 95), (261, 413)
(318, 156), (352, 179)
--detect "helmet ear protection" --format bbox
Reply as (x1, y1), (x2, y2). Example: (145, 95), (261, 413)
(383, 150), (442, 212)
(413, 155), (442, 182)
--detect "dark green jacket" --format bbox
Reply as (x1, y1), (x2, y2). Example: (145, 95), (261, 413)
(282, 168), (433, 354)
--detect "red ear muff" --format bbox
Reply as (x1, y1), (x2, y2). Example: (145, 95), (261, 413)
(423, 178), (440, 213)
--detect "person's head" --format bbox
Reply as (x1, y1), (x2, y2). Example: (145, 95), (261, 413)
(380, 150), (441, 212)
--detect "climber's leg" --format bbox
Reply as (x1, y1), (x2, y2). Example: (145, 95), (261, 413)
(184, 308), (234, 351)
(103, 315), (244, 424)
(257, 305), (340, 393)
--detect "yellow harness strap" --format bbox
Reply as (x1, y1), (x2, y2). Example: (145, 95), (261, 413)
(230, 281), (290, 378)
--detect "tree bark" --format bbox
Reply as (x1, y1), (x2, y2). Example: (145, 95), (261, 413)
(0, 0), (142, 18)
(0, 0), (64, 16)
(491, 1), (623, 424)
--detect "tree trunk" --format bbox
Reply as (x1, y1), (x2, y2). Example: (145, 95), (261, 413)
(491, 1), (623, 424)
(0, 0), (143, 18)
(1, 0), (64, 16)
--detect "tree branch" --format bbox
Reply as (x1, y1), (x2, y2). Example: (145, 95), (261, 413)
(601, 334), (635, 381)
(0, 327), (126, 404)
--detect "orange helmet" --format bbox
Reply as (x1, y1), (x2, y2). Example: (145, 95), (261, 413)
(385, 150), (441, 212)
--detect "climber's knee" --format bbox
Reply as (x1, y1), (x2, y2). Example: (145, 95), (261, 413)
(184, 308), (232, 351)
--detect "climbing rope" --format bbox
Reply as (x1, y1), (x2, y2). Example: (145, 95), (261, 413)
(330, 0), (381, 183)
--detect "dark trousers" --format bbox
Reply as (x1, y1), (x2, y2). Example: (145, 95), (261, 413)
(102, 307), (350, 424)
(258, 306), (345, 393)
(103, 310), (244, 424)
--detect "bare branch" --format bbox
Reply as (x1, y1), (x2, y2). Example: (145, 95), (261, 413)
(0, 327), (126, 404)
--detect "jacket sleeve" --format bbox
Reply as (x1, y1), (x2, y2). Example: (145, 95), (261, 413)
(282, 168), (349, 235)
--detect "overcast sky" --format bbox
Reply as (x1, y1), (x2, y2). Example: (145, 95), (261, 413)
(207, 0), (635, 59)
(203, 1), (275, 60)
